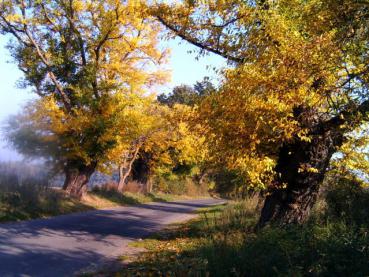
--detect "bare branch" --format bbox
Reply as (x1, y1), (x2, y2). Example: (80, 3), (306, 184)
(156, 15), (244, 64)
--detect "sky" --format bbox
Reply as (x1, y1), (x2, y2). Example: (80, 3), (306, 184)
(0, 36), (226, 161)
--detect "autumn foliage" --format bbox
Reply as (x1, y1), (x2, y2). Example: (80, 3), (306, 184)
(1, 0), (168, 198)
(1, 0), (369, 227)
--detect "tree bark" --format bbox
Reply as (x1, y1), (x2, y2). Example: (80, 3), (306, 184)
(118, 163), (128, 192)
(257, 107), (344, 227)
(117, 143), (142, 192)
(62, 161), (96, 200)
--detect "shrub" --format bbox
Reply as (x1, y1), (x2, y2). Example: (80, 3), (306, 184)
(324, 175), (369, 227)
(152, 175), (209, 196)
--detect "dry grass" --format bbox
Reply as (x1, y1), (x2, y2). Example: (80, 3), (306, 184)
(89, 185), (207, 209)
(81, 192), (119, 209)
(0, 186), (92, 222)
(0, 168), (211, 223)
(123, 181), (147, 194)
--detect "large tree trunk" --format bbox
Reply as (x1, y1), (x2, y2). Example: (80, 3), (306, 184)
(62, 161), (96, 199)
(257, 107), (344, 227)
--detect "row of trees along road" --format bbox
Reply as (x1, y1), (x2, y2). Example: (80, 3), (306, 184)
(0, 0), (171, 198)
(1, 0), (369, 227)
(152, 0), (369, 227)
(0, 0), (206, 201)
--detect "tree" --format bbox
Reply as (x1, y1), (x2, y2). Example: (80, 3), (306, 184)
(153, 0), (369, 226)
(157, 77), (216, 106)
(1, 0), (168, 198)
(128, 103), (207, 193)
(153, 79), (216, 193)
(110, 101), (168, 192)
(6, 91), (156, 195)
(158, 85), (196, 106)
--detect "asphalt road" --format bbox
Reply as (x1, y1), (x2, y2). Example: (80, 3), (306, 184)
(0, 198), (224, 277)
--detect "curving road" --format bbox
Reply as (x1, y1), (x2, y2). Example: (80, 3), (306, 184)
(0, 198), (224, 277)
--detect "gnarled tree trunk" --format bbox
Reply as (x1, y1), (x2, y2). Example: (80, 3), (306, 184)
(258, 107), (344, 227)
(62, 161), (97, 200)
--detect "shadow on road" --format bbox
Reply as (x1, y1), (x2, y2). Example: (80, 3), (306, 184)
(0, 199), (223, 276)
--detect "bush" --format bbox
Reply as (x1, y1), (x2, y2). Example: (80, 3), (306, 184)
(208, 168), (250, 198)
(152, 175), (209, 196)
(324, 175), (369, 227)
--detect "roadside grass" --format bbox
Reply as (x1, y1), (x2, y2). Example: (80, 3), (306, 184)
(0, 181), (92, 222)
(88, 187), (198, 208)
(0, 176), (208, 223)
(112, 188), (369, 277)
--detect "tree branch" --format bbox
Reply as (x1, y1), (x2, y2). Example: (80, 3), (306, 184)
(18, 0), (72, 111)
(0, 15), (30, 47)
(323, 99), (369, 133)
(118, 137), (144, 191)
(156, 15), (244, 64)
(63, 1), (87, 66)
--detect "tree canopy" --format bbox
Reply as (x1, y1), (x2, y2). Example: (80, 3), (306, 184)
(153, 0), (369, 225)
(0, 0), (368, 226)
(0, 0), (168, 197)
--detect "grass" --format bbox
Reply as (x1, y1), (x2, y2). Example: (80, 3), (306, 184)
(110, 186), (369, 277)
(0, 162), (211, 223)
(4, 171), (368, 276)
(0, 178), (208, 223)
(0, 184), (92, 222)
(88, 187), (200, 208)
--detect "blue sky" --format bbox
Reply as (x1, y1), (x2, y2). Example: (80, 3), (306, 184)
(0, 36), (226, 161)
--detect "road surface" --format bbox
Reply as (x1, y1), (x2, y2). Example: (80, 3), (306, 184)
(0, 198), (224, 277)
